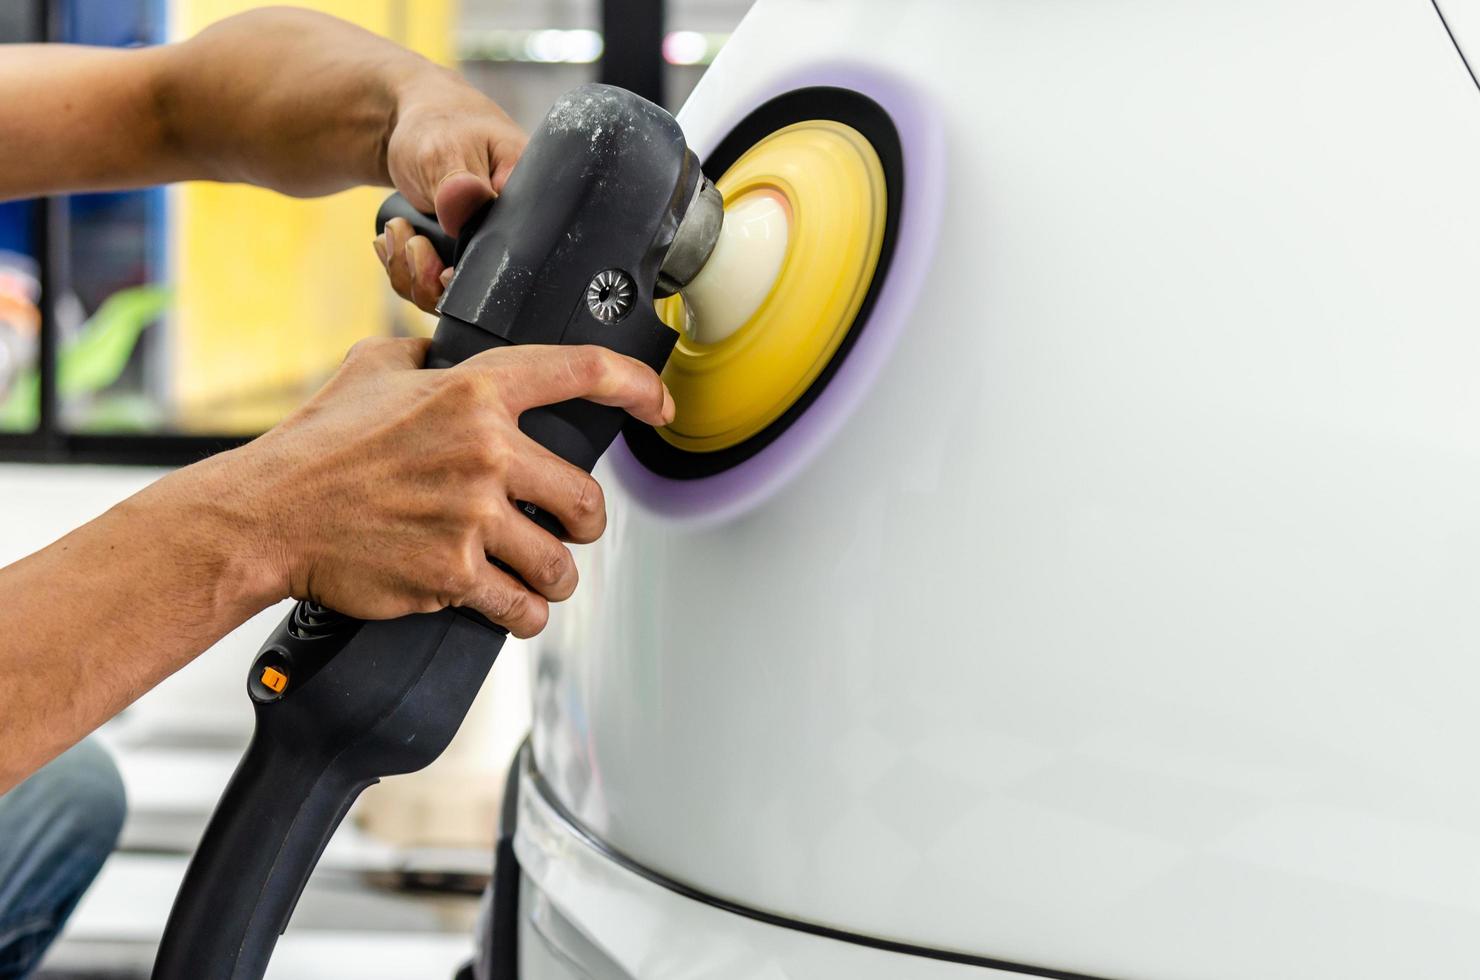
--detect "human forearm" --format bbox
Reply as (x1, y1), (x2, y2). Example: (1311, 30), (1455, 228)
(0, 456), (283, 790)
(0, 8), (408, 200)
(151, 6), (440, 197)
(0, 43), (183, 200)
(0, 7), (515, 205)
(160, 6), (527, 213)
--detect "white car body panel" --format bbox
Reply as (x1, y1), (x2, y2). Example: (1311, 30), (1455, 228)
(525, 1), (1480, 976)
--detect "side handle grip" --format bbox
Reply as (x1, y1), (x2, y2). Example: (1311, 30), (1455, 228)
(375, 193), (459, 267)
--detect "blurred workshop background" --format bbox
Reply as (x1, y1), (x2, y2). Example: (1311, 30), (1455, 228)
(0, 2), (742, 977)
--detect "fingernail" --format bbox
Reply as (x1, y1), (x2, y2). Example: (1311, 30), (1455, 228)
(440, 268), (455, 287)
(372, 235), (388, 263)
(661, 386), (676, 425)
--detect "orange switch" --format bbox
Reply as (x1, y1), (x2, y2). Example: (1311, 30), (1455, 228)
(260, 666), (289, 694)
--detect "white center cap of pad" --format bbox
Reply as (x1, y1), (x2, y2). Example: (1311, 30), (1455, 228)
(679, 189), (791, 346)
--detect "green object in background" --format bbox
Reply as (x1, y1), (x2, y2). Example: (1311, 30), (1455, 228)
(0, 284), (171, 431)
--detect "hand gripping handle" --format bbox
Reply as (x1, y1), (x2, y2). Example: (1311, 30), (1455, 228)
(376, 192), (498, 271)
(374, 193), (460, 266)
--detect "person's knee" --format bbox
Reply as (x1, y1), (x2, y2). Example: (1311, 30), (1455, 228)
(50, 740), (127, 860)
(0, 739), (126, 976)
(18, 739), (127, 868)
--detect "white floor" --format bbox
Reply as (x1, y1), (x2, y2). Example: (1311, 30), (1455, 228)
(38, 742), (486, 979)
(43, 862), (478, 979)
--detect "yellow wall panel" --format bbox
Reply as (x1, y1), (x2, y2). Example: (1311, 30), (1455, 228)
(170, 1), (454, 432)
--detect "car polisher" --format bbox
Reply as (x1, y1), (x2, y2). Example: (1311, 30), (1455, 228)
(151, 81), (890, 980)
(654, 117), (888, 454)
(150, 83), (714, 980)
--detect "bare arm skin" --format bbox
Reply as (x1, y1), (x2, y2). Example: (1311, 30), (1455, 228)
(0, 342), (675, 791)
(0, 9), (669, 788)
(0, 6), (526, 232)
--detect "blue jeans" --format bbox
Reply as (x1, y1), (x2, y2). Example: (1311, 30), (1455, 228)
(0, 740), (125, 978)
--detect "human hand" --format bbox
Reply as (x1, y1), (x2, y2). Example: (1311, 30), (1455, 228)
(374, 73), (527, 312)
(222, 339), (673, 636)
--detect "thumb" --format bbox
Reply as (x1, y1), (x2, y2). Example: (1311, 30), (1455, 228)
(434, 169), (496, 236)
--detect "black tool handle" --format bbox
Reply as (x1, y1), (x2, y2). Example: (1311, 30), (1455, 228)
(375, 194), (459, 266)
(152, 611), (499, 979)
(151, 734), (372, 978)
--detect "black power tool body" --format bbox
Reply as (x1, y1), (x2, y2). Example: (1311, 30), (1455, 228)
(151, 84), (720, 980)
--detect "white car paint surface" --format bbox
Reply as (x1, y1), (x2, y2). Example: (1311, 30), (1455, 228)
(525, 1), (1480, 977)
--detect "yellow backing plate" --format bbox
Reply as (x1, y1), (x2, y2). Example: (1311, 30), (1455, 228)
(657, 120), (887, 453)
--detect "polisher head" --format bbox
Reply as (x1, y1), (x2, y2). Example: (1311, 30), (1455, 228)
(656, 119), (889, 454)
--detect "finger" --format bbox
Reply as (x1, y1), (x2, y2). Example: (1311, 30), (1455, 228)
(434, 169), (495, 236)
(489, 134), (527, 195)
(461, 561), (549, 638)
(383, 217), (416, 301)
(486, 505), (579, 602)
(465, 345), (675, 425)
(405, 235), (446, 313)
(507, 439), (607, 544)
